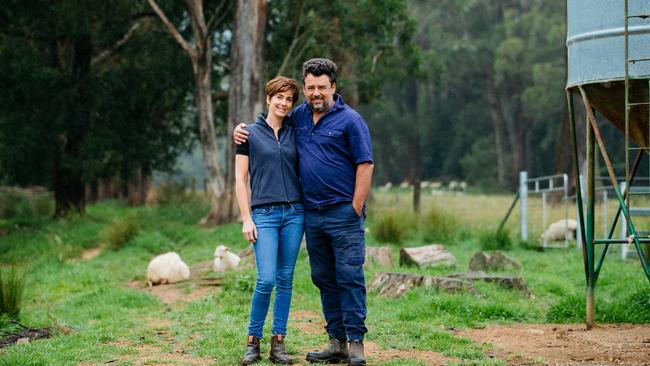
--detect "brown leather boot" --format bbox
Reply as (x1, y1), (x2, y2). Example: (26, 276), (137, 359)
(269, 334), (294, 364)
(240, 336), (261, 365)
(305, 338), (348, 364)
(348, 340), (366, 366)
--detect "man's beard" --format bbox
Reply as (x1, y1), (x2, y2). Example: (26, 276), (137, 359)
(310, 97), (331, 113)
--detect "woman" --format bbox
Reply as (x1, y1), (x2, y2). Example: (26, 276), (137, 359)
(235, 76), (303, 365)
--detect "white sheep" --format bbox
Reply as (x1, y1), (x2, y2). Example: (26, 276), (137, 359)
(540, 219), (578, 242)
(214, 245), (241, 272)
(146, 252), (190, 287)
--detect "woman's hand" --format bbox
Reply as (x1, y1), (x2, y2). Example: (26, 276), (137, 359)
(242, 219), (257, 243)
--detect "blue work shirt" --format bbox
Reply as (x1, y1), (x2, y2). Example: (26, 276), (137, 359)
(291, 94), (373, 209)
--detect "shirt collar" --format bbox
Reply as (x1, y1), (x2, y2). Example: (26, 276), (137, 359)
(255, 112), (293, 128)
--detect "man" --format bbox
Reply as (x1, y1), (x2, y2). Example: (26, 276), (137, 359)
(234, 58), (373, 366)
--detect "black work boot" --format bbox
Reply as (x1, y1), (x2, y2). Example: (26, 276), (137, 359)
(269, 334), (294, 364)
(240, 336), (262, 365)
(348, 340), (366, 366)
(305, 338), (349, 364)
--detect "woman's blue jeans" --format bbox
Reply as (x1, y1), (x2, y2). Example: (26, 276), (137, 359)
(247, 203), (304, 339)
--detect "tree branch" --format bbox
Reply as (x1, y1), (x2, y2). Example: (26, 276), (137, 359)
(147, 0), (196, 59)
(91, 20), (143, 67)
(207, 1), (231, 32)
(276, 0), (306, 76)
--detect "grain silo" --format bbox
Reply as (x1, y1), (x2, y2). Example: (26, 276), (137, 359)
(566, 0), (650, 328)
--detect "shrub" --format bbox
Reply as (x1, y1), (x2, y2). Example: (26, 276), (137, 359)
(0, 189), (53, 221)
(0, 191), (33, 220)
(156, 181), (202, 206)
(104, 215), (141, 250)
(478, 228), (512, 250)
(420, 206), (459, 242)
(0, 266), (25, 317)
(372, 209), (416, 244)
(32, 193), (54, 217)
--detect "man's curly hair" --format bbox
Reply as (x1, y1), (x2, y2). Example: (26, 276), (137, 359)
(302, 58), (337, 84)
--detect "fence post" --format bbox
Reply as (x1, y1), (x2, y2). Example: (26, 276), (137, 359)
(520, 171), (528, 241)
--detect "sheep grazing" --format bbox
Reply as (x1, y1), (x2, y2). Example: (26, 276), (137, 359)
(214, 245), (241, 272)
(540, 219), (578, 242)
(146, 252), (190, 287)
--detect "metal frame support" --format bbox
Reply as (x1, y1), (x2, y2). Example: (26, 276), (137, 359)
(585, 93), (596, 329)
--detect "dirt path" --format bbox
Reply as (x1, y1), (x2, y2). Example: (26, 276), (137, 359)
(291, 310), (454, 365)
(458, 323), (650, 365)
(122, 268), (650, 365)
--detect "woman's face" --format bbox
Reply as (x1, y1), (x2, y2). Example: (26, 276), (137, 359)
(267, 90), (294, 120)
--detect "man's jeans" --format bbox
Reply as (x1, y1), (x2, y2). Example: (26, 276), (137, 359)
(248, 203), (305, 339)
(305, 202), (367, 341)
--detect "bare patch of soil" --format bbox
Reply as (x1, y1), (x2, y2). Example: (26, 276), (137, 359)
(364, 341), (454, 365)
(128, 280), (216, 305)
(290, 311), (452, 365)
(81, 247), (102, 260)
(98, 341), (214, 366)
(458, 323), (650, 365)
(290, 310), (325, 335)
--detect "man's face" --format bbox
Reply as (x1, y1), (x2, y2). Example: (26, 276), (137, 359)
(303, 74), (336, 113)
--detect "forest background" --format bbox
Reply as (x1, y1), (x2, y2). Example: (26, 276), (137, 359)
(1, 0), (619, 221)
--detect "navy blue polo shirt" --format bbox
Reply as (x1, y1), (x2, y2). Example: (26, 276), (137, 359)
(235, 113), (302, 208)
(291, 94), (373, 209)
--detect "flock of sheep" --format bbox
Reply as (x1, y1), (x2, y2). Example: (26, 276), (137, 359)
(146, 245), (241, 286)
(145, 217), (577, 287)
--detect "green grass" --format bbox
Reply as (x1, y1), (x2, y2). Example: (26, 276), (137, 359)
(0, 193), (647, 365)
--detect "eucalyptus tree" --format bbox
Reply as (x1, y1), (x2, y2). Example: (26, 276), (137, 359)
(0, 1), (194, 216)
(147, 0), (237, 225)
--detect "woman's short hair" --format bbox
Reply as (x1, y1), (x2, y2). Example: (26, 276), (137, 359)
(265, 76), (299, 104)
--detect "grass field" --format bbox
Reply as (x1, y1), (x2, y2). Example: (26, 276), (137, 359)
(0, 190), (648, 365)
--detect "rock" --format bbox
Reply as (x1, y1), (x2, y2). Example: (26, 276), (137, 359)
(16, 337), (29, 345)
(400, 244), (457, 268)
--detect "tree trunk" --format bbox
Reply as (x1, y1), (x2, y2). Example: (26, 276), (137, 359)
(337, 51), (359, 108)
(368, 272), (477, 298)
(147, 0), (233, 226)
(364, 246), (393, 267)
(446, 272), (530, 294)
(503, 95), (527, 190)
(219, 0), (266, 223)
(196, 40), (228, 226)
(399, 244), (457, 268)
(54, 36), (91, 217)
(487, 75), (507, 187)
(53, 156), (85, 217)
(412, 81), (424, 213)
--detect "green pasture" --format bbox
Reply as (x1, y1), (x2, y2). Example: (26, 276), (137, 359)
(0, 190), (648, 365)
